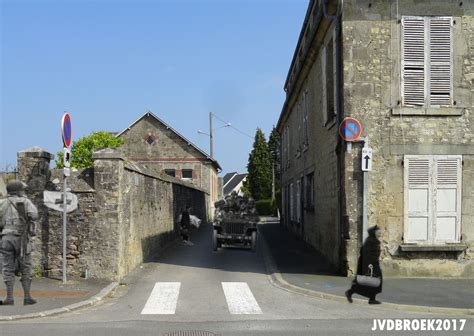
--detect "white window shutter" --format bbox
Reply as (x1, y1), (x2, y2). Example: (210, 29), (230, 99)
(402, 17), (426, 107)
(404, 156), (431, 242)
(429, 17), (453, 107)
(434, 156), (461, 242)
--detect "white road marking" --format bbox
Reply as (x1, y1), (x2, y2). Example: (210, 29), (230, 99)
(141, 282), (181, 315)
(222, 282), (262, 314)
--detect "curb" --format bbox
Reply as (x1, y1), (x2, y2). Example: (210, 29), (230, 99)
(259, 231), (474, 316)
(0, 282), (119, 321)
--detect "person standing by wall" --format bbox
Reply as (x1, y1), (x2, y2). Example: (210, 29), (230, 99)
(345, 225), (383, 304)
(0, 180), (39, 305)
(180, 206), (193, 246)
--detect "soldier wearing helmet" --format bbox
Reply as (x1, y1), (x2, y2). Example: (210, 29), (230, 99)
(0, 180), (39, 305)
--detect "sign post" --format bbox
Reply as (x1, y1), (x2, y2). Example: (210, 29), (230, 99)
(61, 112), (72, 284)
(339, 118), (371, 242)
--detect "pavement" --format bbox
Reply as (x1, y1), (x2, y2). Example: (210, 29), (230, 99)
(258, 217), (474, 315)
(0, 276), (117, 320)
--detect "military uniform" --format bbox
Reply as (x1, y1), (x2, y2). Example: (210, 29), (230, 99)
(0, 181), (39, 305)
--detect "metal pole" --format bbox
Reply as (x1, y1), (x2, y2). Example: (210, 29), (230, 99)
(362, 137), (369, 243)
(62, 173), (67, 284)
(209, 112), (214, 159)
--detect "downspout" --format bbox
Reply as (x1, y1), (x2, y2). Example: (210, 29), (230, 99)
(322, 0), (344, 274)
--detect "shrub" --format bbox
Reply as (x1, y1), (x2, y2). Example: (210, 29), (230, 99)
(255, 199), (273, 216)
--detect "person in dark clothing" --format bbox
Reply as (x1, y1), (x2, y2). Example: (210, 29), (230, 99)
(345, 225), (383, 304)
(180, 206), (193, 246)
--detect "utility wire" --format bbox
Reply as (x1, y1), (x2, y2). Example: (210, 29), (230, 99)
(212, 113), (254, 139)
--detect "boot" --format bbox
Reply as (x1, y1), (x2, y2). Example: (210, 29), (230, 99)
(1, 280), (15, 305)
(21, 279), (37, 305)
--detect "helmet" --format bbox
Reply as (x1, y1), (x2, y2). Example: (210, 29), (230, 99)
(6, 180), (27, 194)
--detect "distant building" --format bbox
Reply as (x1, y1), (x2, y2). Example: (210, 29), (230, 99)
(277, 0), (473, 277)
(223, 172), (248, 196)
(117, 111), (222, 219)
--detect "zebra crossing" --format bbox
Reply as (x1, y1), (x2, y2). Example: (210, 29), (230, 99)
(140, 282), (262, 315)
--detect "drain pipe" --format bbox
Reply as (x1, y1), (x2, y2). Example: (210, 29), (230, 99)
(322, 0), (345, 273)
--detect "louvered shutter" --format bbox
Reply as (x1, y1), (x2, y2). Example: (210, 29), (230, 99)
(434, 156), (461, 242)
(405, 156), (431, 242)
(402, 17), (426, 107)
(429, 17), (453, 106)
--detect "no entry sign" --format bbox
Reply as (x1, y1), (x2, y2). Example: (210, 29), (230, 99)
(339, 117), (361, 142)
(61, 113), (72, 148)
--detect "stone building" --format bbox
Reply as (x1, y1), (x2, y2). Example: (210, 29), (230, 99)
(117, 111), (221, 219)
(277, 0), (473, 277)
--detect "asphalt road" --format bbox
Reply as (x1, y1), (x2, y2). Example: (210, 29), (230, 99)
(1, 224), (472, 335)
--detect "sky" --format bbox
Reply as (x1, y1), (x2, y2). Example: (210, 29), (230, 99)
(1, 0), (308, 174)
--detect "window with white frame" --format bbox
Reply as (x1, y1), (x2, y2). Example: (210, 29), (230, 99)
(401, 16), (453, 107)
(182, 169), (193, 180)
(404, 155), (462, 244)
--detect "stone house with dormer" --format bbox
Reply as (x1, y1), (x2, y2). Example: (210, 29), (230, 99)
(277, 0), (473, 277)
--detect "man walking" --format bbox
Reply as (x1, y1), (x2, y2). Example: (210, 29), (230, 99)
(0, 180), (39, 305)
(180, 206), (193, 246)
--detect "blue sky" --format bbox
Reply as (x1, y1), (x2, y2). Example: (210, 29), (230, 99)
(1, 0), (308, 174)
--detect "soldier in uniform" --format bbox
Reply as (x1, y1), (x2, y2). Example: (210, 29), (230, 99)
(0, 180), (39, 305)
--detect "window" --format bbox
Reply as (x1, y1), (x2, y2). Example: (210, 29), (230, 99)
(401, 16), (453, 107)
(296, 179), (302, 224)
(182, 169), (193, 180)
(289, 183), (294, 222)
(164, 169), (175, 177)
(303, 90), (309, 146)
(286, 125), (290, 168)
(404, 155), (462, 244)
(321, 32), (336, 125)
(305, 172), (314, 209)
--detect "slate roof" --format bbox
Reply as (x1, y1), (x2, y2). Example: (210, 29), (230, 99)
(223, 173), (247, 196)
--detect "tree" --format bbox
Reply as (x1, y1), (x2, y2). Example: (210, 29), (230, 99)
(245, 128), (272, 201)
(267, 126), (281, 193)
(55, 131), (124, 168)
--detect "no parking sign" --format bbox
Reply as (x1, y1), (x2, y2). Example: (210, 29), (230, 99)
(339, 117), (362, 142)
(61, 112), (72, 148)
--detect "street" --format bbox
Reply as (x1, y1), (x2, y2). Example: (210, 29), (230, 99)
(0, 223), (472, 336)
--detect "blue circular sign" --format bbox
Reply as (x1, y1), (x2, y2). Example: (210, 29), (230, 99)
(62, 113), (72, 147)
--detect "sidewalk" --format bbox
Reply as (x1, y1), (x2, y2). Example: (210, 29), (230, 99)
(258, 217), (474, 314)
(0, 276), (117, 320)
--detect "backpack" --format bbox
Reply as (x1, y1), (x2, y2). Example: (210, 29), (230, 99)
(0, 198), (8, 231)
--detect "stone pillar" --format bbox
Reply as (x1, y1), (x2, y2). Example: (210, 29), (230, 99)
(17, 147), (54, 276)
(88, 148), (125, 281)
(17, 147), (53, 192)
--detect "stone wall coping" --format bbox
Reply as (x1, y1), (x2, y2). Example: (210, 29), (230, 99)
(18, 147), (54, 160)
(92, 148), (126, 160)
(124, 161), (209, 194)
(400, 243), (468, 252)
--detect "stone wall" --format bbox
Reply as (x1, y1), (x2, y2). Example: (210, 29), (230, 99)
(342, 0), (474, 277)
(17, 147), (207, 281)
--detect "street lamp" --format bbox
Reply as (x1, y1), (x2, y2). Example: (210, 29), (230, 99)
(198, 112), (231, 159)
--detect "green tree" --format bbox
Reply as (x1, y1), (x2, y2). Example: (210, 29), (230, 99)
(55, 131), (124, 168)
(245, 128), (272, 200)
(267, 126), (281, 193)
